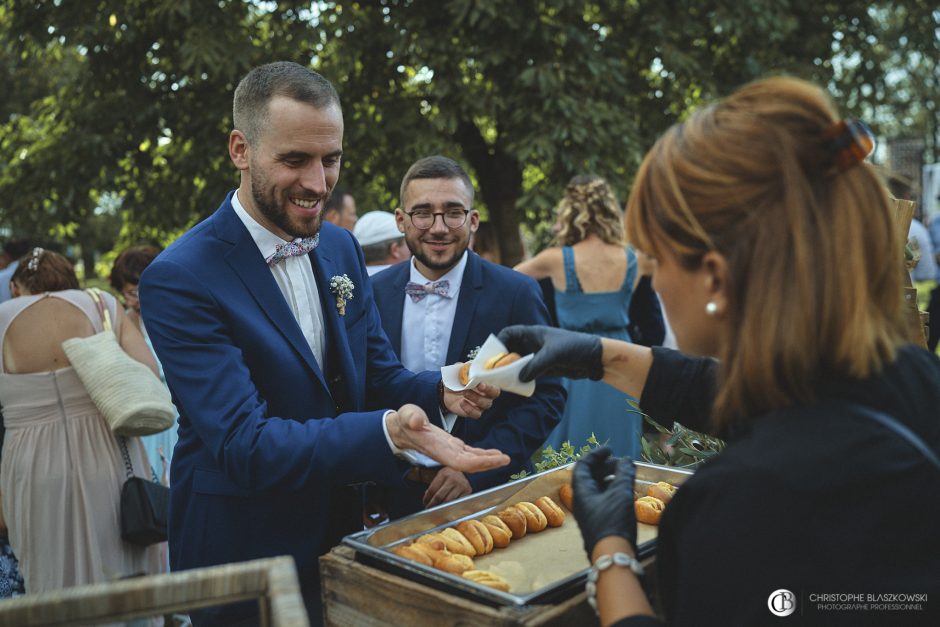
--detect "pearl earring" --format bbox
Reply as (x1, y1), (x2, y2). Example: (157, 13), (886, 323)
(705, 301), (718, 315)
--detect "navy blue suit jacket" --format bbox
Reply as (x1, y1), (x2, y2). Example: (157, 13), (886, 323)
(371, 252), (565, 510)
(139, 192), (439, 623)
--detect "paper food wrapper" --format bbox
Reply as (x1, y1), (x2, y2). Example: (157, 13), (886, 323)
(441, 334), (535, 397)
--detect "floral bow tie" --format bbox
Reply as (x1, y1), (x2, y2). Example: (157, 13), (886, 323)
(405, 279), (451, 302)
(267, 234), (320, 266)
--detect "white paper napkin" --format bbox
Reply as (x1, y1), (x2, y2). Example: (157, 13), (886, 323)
(441, 334), (536, 397)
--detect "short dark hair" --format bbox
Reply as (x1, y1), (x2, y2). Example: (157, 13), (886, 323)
(110, 245), (161, 291)
(11, 248), (80, 293)
(399, 156), (474, 205)
(362, 238), (404, 264)
(233, 61), (341, 145)
(324, 186), (349, 216)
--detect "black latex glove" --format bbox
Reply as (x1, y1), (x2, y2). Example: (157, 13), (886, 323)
(572, 446), (638, 558)
(497, 325), (603, 382)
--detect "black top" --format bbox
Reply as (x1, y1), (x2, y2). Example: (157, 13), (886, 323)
(612, 345), (940, 627)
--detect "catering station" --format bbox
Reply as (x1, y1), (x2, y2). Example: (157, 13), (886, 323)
(319, 461), (692, 626)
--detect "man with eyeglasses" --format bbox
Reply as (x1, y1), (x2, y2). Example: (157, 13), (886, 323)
(370, 155), (566, 517)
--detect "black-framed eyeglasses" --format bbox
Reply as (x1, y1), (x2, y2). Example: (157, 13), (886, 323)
(405, 209), (470, 230)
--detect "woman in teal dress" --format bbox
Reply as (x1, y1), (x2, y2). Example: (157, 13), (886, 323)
(516, 175), (641, 457)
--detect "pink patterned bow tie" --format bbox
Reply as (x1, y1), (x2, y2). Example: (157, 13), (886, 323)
(267, 234), (320, 266)
(405, 280), (451, 302)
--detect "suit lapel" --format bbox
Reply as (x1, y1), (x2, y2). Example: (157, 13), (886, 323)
(446, 252), (483, 364)
(382, 265), (410, 355)
(217, 201), (330, 395)
(309, 246), (357, 411)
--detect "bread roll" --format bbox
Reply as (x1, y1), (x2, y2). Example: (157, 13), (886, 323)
(534, 496), (566, 527)
(392, 544), (433, 566)
(458, 362), (472, 386)
(457, 519), (494, 555)
(558, 483), (574, 511)
(484, 352), (522, 370)
(635, 495), (665, 525)
(408, 541), (448, 563)
(415, 533), (447, 551)
(433, 552), (474, 575)
(647, 481), (677, 504)
(514, 502), (548, 532)
(463, 569), (511, 592)
(480, 515), (512, 548)
(440, 527), (477, 556)
(497, 507), (527, 539)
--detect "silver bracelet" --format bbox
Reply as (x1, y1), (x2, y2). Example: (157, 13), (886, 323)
(586, 552), (645, 615)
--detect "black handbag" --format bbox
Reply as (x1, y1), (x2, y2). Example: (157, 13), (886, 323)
(118, 437), (169, 546)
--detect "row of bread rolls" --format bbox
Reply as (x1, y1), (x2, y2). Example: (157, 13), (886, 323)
(557, 478), (677, 526)
(389, 495), (566, 592)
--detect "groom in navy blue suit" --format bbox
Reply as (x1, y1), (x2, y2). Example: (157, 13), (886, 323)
(139, 63), (507, 626)
(371, 156), (566, 516)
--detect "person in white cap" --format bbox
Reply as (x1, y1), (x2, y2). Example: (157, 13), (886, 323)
(354, 210), (411, 275)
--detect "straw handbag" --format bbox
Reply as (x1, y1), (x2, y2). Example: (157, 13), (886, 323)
(61, 288), (175, 436)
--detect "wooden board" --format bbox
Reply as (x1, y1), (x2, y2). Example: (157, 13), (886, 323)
(320, 545), (596, 627)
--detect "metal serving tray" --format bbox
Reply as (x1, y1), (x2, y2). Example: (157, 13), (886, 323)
(342, 461), (693, 608)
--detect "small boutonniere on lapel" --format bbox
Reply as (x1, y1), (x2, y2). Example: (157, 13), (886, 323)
(466, 345), (482, 361)
(330, 274), (355, 316)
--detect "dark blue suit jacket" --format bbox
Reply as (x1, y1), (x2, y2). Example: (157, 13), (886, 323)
(371, 252), (565, 512)
(139, 192), (439, 624)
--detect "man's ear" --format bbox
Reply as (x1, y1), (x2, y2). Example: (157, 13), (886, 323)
(229, 130), (250, 171)
(394, 208), (406, 233)
(700, 250), (730, 316)
(468, 209), (480, 234)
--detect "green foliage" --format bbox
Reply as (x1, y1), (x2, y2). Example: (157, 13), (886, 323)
(510, 433), (603, 480)
(2, 1), (938, 265)
(628, 400), (726, 468)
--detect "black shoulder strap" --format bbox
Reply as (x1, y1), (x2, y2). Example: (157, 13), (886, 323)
(849, 403), (940, 472)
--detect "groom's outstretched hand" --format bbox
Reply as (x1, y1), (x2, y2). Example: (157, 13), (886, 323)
(443, 381), (500, 418)
(386, 404), (510, 473)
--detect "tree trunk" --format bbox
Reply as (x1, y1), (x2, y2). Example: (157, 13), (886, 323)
(455, 119), (525, 266)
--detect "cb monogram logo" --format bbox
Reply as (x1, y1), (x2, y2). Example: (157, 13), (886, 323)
(768, 589), (797, 617)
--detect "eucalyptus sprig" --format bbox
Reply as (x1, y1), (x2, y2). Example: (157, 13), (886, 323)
(510, 433), (603, 480)
(629, 399), (725, 468)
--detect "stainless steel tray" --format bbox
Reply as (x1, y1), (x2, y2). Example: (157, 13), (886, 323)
(342, 461), (693, 607)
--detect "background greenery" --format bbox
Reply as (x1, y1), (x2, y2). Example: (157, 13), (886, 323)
(2, 0), (938, 274)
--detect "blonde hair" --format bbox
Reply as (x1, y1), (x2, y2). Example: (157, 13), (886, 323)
(625, 76), (907, 427)
(555, 175), (623, 246)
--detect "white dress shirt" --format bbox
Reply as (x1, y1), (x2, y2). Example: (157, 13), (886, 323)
(400, 252), (467, 432)
(232, 191), (326, 369)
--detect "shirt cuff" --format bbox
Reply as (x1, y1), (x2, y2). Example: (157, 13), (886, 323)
(382, 409), (443, 468)
(442, 411), (458, 433)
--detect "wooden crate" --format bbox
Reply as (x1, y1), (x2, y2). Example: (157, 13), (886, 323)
(0, 556), (308, 627)
(320, 544), (601, 627)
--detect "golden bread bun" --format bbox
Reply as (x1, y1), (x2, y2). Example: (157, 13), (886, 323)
(497, 507), (527, 539)
(484, 352), (522, 370)
(480, 515), (512, 548)
(415, 533), (447, 551)
(483, 352), (507, 370)
(558, 483), (574, 511)
(457, 519), (494, 556)
(458, 362), (472, 386)
(392, 544), (433, 567)
(463, 569), (511, 592)
(534, 496), (566, 527)
(635, 495), (665, 525)
(647, 481), (677, 504)
(408, 541), (448, 563)
(440, 527), (477, 556)
(433, 552), (475, 575)
(513, 502), (548, 532)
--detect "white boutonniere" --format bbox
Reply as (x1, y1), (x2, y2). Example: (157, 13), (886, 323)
(466, 345), (482, 361)
(330, 274), (355, 316)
